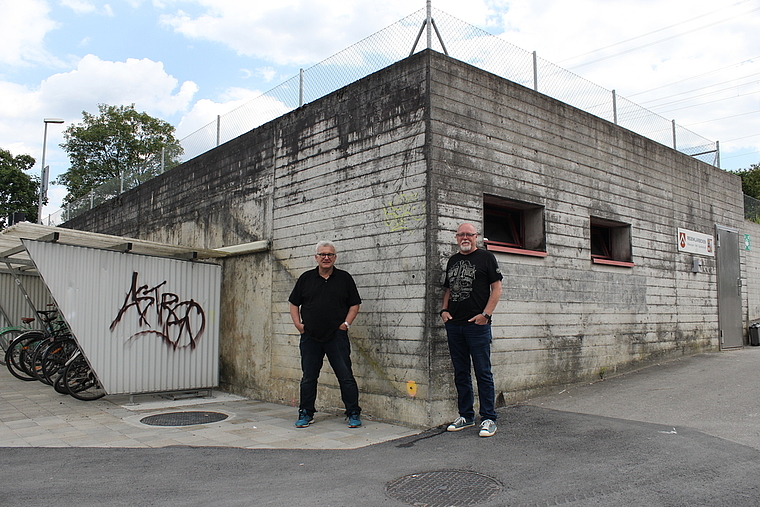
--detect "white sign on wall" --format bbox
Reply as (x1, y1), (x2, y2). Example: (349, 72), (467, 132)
(677, 228), (715, 257)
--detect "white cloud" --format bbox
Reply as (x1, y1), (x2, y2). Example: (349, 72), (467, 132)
(0, 0), (60, 67)
(60, 0), (116, 16)
(0, 54), (199, 198)
(256, 67), (277, 82)
(61, 0), (97, 14)
(176, 86), (288, 140)
(41, 55), (198, 118)
(158, 0), (503, 65)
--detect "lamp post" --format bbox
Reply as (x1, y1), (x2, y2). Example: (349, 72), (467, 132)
(37, 118), (65, 224)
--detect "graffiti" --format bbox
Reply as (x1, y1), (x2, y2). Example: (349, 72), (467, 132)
(383, 192), (425, 232)
(110, 271), (206, 350)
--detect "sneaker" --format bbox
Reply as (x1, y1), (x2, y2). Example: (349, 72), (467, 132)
(347, 414), (362, 428)
(447, 416), (475, 432)
(294, 410), (313, 428)
(479, 419), (497, 437)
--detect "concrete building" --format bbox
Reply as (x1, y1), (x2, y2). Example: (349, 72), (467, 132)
(63, 50), (757, 427)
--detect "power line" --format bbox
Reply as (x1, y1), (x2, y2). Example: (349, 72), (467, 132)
(559, 0), (752, 65)
(640, 76), (760, 110)
(566, 5), (760, 71)
(627, 56), (760, 98)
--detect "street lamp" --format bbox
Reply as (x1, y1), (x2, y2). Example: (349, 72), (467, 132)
(37, 118), (65, 224)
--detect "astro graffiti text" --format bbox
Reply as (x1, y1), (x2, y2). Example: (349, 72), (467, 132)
(110, 272), (206, 350)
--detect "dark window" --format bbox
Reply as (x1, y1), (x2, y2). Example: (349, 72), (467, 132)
(483, 195), (546, 256)
(590, 217), (633, 267)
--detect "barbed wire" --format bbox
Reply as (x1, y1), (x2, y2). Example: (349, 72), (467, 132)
(52, 7), (719, 225)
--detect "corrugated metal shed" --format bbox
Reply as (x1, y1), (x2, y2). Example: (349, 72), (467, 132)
(0, 223), (268, 396)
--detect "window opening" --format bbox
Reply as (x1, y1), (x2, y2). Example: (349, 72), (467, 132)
(590, 217), (633, 267)
(483, 195), (546, 257)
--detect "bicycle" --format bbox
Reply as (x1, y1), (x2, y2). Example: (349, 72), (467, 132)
(0, 317), (34, 365)
(57, 349), (106, 401)
(5, 310), (67, 381)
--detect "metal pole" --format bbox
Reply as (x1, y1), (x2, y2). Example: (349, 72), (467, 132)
(299, 69), (304, 107)
(532, 51), (538, 91)
(37, 122), (49, 224)
(216, 115), (221, 147)
(672, 120), (677, 149)
(37, 118), (64, 224)
(426, 0), (432, 49)
(716, 140), (721, 168)
(612, 90), (618, 125)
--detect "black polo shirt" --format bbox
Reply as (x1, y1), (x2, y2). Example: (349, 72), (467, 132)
(289, 267), (361, 341)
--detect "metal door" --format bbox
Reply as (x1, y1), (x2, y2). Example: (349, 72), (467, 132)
(716, 225), (743, 349)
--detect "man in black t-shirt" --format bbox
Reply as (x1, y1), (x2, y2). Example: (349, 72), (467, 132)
(440, 223), (503, 437)
(289, 240), (362, 429)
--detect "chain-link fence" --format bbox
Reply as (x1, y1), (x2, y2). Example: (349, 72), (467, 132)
(745, 194), (760, 223)
(51, 7), (720, 225)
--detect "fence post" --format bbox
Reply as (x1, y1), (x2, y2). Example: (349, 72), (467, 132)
(426, 0), (432, 49)
(612, 90), (617, 125)
(672, 120), (677, 149)
(533, 51), (538, 91)
(216, 115), (221, 147)
(299, 69), (304, 107)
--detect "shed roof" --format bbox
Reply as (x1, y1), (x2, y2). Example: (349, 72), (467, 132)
(0, 223), (267, 276)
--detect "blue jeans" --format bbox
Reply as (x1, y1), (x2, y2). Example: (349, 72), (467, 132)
(445, 322), (497, 421)
(299, 330), (361, 417)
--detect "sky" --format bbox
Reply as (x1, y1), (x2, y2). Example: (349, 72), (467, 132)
(1, 0), (759, 220)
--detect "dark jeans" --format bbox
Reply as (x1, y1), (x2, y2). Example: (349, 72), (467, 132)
(299, 330), (361, 417)
(445, 321), (497, 421)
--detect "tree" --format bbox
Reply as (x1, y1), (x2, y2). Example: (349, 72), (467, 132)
(56, 104), (183, 206)
(735, 163), (760, 199)
(0, 148), (39, 228)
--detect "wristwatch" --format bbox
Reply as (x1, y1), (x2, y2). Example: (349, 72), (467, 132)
(481, 312), (492, 323)
(343, 321), (350, 329)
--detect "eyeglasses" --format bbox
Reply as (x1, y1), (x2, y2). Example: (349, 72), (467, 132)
(456, 233), (478, 238)
(316, 253), (336, 258)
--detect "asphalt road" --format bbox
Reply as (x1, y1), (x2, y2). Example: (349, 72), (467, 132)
(4, 348), (760, 507)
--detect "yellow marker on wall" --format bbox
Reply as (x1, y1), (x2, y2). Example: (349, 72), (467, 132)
(407, 380), (417, 397)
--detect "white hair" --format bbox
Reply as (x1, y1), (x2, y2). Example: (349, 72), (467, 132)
(315, 240), (336, 254)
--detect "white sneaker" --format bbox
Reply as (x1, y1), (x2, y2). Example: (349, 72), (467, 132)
(447, 416), (475, 431)
(479, 419), (497, 437)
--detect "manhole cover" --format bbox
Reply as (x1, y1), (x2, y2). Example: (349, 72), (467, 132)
(386, 469), (502, 507)
(140, 411), (228, 427)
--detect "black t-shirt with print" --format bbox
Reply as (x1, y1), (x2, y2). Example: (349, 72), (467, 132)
(443, 248), (502, 325)
(289, 267), (361, 341)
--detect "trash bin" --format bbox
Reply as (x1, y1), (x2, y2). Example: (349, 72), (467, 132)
(749, 323), (760, 346)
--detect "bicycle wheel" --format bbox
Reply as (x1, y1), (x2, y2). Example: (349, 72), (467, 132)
(29, 337), (56, 383)
(40, 337), (77, 385)
(0, 328), (24, 365)
(20, 333), (49, 381)
(62, 353), (105, 401)
(5, 331), (44, 381)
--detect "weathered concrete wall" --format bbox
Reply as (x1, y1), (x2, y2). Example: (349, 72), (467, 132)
(743, 220), (760, 325)
(266, 54), (432, 425)
(426, 54), (745, 404)
(64, 52), (436, 426)
(64, 50), (749, 427)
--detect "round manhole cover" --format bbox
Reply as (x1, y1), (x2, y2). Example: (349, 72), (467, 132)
(140, 411), (228, 427)
(386, 469), (502, 507)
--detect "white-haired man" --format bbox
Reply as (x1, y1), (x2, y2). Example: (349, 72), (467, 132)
(289, 240), (362, 428)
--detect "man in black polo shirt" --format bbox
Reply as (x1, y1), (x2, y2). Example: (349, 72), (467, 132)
(289, 240), (362, 428)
